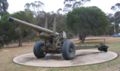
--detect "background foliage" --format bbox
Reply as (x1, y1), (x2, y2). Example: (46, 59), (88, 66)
(66, 6), (110, 42)
(0, 0), (120, 47)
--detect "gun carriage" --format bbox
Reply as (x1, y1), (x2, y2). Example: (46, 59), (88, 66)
(9, 17), (75, 60)
(9, 17), (109, 60)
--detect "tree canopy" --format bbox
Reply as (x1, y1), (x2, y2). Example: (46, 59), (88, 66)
(66, 6), (109, 42)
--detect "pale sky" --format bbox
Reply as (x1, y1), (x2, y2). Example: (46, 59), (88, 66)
(7, 0), (120, 14)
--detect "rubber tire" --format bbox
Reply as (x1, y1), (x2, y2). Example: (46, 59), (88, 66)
(62, 40), (76, 60)
(98, 45), (108, 52)
(33, 41), (45, 58)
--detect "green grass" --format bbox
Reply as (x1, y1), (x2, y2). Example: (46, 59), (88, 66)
(0, 42), (120, 71)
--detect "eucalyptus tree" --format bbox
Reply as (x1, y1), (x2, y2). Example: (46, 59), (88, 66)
(63, 0), (90, 13)
(0, 0), (8, 13)
(111, 3), (120, 33)
(24, 1), (44, 16)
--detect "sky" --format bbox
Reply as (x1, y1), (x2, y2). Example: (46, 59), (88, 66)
(7, 0), (120, 14)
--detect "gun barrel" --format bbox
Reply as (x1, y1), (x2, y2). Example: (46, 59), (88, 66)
(9, 17), (59, 35)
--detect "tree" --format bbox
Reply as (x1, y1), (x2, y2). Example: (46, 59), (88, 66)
(66, 6), (109, 43)
(0, 13), (16, 47)
(64, 0), (90, 4)
(111, 3), (120, 11)
(0, 0), (10, 47)
(24, 1), (44, 16)
(0, 0), (8, 14)
(107, 13), (115, 35)
(113, 11), (120, 33)
(111, 3), (120, 33)
(24, 3), (31, 11)
(11, 11), (34, 47)
(63, 0), (90, 13)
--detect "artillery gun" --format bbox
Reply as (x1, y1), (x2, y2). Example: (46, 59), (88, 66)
(9, 17), (75, 60)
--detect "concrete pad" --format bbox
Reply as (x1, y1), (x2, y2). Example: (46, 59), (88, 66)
(13, 49), (118, 67)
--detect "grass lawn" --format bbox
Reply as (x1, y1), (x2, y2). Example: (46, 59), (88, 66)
(0, 37), (120, 71)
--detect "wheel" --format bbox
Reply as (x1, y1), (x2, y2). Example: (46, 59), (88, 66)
(62, 40), (76, 60)
(98, 44), (108, 52)
(33, 41), (45, 58)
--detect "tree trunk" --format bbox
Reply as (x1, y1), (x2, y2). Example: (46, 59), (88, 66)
(115, 24), (119, 34)
(16, 28), (23, 47)
(18, 35), (22, 47)
(79, 34), (86, 43)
